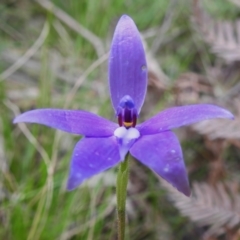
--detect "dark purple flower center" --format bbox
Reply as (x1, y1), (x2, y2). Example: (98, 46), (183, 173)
(117, 95), (137, 128)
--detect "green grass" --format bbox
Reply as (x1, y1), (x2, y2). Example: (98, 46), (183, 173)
(0, 0), (239, 239)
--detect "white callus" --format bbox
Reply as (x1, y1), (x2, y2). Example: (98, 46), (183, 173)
(114, 127), (140, 160)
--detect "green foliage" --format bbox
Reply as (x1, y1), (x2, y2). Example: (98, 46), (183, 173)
(0, 0), (239, 239)
(203, 0), (240, 19)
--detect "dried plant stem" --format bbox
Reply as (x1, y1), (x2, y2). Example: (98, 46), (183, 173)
(34, 0), (105, 57)
(0, 21), (49, 81)
(116, 155), (129, 240)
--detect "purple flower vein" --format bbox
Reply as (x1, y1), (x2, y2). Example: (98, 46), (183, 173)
(13, 15), (234, 196)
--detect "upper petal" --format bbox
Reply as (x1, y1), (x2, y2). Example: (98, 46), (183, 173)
(67, 136), (121, 190)
(137, 104), (234, 135)
(130, 131), (190, 196)
(109, 15), (147, 114)
(13, 109), (117, 137)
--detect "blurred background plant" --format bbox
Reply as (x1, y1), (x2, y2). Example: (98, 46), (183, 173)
(1, 0), (240, 239)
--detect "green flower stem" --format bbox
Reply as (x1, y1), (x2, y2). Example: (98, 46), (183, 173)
(116, 155), (129, 240)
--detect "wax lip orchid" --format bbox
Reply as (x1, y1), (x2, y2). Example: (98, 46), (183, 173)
(14, 15), (234, 196)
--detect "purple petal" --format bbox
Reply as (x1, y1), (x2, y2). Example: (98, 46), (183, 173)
(67, 136), (120, 190)
(14, 109), (117, 137)
(130, 131), (190, 196)
(109, 15), (147, 114)
(137, 104), (234, 135)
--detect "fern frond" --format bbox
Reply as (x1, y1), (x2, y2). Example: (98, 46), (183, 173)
(193, 2), (240, 62)
(160, 179), (240, 238)
(191, 117), (240, 140)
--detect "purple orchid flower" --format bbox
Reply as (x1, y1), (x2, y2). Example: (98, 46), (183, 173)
(14, 15), (233, 196)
